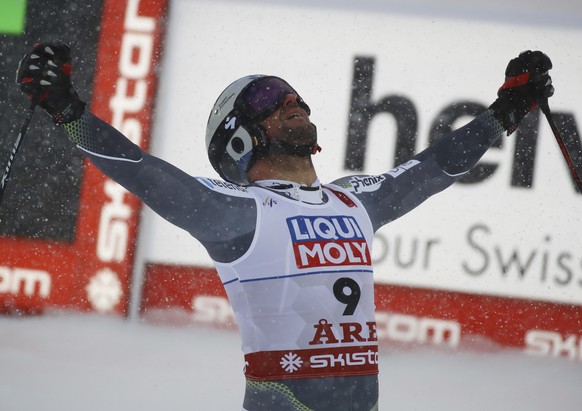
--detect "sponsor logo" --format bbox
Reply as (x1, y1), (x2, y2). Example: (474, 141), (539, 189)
(310, 349), (378, 369)
(346, 56), (582, 193)
(338, 161), (419, 193)
(525, 330), (582, 361)
(375, 311), (461, 347)
(95, 0), (159, 313)
(280, 352), (303, 373)
(246, 346), (378, 378)
(348, 175), (386, 193)
(86, 268), (123, 313)
(0, 267), (51, 298)
(263, 197), (277, 207)
(271, 350), (382, 375)
(97, 181), (132, 263)
(197, 177), (249, 196)
(225, 116), (236, 129)
(386, 159), (420, 178)
(191, 295), (236, 327)
(287, 215), (371, 268)
(100, 0), (166, 261)
(309, 319), (377, 345)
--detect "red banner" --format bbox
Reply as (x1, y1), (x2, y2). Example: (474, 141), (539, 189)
(140, 263), (582, 361)
(244, 345), (379, 381)
(0, 0), (168, 315)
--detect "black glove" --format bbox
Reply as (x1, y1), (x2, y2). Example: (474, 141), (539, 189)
(16, 43), (86, 125)
(489, 50), (554, 135)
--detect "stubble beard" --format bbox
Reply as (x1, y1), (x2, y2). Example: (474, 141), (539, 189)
(281, 123), (318, 152)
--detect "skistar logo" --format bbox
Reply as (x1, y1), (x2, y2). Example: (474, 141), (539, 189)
(287, 215), (371, 268)
(245, 346), (379, 379)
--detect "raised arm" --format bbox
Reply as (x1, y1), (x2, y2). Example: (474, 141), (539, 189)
(65, 111), (258, 261)
(16, 43), (258, 263)
(332, 110), (503, 230)
(332, 50), (554, 232)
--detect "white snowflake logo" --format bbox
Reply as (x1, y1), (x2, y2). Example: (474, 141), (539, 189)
(86, 268), (123, 313)
(280, 352), (303, 373)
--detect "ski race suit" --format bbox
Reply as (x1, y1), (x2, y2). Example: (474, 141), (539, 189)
(63, 109), (504, 410)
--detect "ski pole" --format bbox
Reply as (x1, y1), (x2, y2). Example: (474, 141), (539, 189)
(539, 100), (582, 193)
(0, 100), (38, 205)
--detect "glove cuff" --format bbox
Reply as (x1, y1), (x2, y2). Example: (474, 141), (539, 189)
(489, 98), (515, 135)
(489, 93), (536, 136)
(52, 98), (86, 125)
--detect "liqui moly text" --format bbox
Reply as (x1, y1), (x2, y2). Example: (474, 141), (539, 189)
(287, 216), (371, 268)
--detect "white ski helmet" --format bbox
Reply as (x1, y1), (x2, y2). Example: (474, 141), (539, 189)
(205, 75), (311, 185)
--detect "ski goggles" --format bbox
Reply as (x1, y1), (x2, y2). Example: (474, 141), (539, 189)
(234, 76), (311, 123)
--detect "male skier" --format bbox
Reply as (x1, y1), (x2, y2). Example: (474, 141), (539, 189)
(16, 43), (553, 410)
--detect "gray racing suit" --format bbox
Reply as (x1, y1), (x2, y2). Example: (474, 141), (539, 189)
(63, 109), (504, 410)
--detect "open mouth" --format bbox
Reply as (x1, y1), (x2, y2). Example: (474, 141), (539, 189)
(287, 112), (302, 120)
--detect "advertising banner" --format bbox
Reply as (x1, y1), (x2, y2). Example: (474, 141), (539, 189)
(0, 0), (168, 315)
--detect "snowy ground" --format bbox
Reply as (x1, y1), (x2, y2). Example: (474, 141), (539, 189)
(1, 314), (580, 411)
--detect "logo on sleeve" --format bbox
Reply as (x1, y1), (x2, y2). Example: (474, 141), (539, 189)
(342, 160), (421, 193)
(287, 216), (371, 268)
(197, 177), (250, 197)
(386, 159), (420, 178)
(347, 175), (386, 193)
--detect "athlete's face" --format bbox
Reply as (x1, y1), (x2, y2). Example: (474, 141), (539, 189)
(260, 93), (317, 148)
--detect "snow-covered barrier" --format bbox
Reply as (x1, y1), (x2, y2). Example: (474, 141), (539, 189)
(141, 264), (582, 360)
